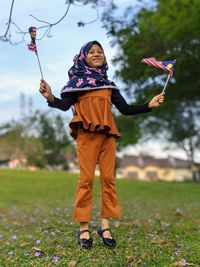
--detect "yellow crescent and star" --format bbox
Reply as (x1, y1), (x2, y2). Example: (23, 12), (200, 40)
(166, 63), (173, 70)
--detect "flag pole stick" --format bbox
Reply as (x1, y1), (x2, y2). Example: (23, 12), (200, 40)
(162, 73), (171, 93)
(35, 51), (44, 80)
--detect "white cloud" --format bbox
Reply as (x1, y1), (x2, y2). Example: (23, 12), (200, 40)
(0, 73), (39, 102)
(0, 108), (20, 123)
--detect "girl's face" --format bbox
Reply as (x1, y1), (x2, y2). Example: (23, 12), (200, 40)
(86, 44), (105, 68)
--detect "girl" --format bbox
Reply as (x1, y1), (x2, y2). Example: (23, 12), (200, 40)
(39, 40), (165, 249)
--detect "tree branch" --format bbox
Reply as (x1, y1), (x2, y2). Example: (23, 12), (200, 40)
(0, 0), (107, 45)
(0, 0), (15, 44)
(77, 4), (99, 27)
(16, 0), (72, 40)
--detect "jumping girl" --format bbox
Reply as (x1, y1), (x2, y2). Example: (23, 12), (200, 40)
(39, 40), (165, 249)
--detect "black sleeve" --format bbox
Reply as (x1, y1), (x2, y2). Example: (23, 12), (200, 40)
(111, 90), (152, 115)
(47, 93), (78, 111)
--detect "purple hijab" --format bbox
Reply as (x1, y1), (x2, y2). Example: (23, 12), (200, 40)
(61, 40), (118, 98)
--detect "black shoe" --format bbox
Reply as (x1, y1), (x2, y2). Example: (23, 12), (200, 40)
(97, 228), (116, 248)
(77, 229), (93, 249)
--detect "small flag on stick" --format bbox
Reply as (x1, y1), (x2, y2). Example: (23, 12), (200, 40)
(27, 27), (44, 79)
(141, 57), (175, 76)
(141, 57), (176, 92)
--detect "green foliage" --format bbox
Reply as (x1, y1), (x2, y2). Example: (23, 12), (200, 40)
(115, 114), (141, 148)
(0, 112), (73, 169)
(103, 0), (200, 163)
(39, 113), (70, 167)
(104, 0), (200, 100)
(23, 137), (46, 168)
(0, 170), (200, 265)
(0, 121), (24, 159)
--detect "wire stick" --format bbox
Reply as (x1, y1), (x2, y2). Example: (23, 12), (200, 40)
(162, 73), (171, 92)
(35, 51), (44, 79)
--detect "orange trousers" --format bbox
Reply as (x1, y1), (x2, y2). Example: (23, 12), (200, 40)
(73, 128), (121, 222)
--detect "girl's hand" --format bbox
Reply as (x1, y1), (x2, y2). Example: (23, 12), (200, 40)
(148, 92), (165, 108)
(39, 79), (54, 102)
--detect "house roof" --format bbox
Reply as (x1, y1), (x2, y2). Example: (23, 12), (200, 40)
(0, 151), (25, 161)
(120, 155), (191, 169)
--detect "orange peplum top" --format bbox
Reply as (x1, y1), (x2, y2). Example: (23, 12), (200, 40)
(69, 89), (120, 139)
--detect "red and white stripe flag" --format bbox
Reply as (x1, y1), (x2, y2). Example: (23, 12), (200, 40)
(141, 57), (175, 76)
(27, 43), (37, 52)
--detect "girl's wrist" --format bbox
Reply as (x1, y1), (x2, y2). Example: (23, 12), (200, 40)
(48, 94), (55, 102)
(148, 102), (152, 109)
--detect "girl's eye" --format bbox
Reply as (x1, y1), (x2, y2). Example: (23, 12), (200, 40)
(88, 50), (103, 54)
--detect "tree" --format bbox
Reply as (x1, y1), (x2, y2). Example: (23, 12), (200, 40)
(23, 136), (46, 168)
(114, 113), (142, 149)
(166, 104), (200, 181)
(0, 111), (73, 169)
(103, 0), (200, 99)
(0, 121), (25, 159)
(103, 0), (200, 180)
(39, 112), (71, 168)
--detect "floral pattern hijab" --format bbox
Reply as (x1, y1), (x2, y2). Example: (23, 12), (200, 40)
(61, 40), (118, 97)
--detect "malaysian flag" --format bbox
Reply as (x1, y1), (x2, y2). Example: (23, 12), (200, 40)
(27, 27), (37, 52)
(27, 26), (44, 79)
(141, 57), (176, 76)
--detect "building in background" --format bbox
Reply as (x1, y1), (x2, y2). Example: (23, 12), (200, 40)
(1, 149), (200, 182)
(117, 155), (199, 182)
(0, 153), (27, 169)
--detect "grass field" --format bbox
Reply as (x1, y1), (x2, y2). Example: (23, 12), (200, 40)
(0, 169), (200, 267)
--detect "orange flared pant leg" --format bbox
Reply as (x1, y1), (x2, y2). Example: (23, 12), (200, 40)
(98, 136), (122, 219)
(73, 129), (121, 222)
(73, 129), (100, 222)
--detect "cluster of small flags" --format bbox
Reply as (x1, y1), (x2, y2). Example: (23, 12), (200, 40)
(141, 57), (176, 76)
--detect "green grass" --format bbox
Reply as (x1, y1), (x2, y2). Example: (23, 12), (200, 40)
(0, 169), (200, 267)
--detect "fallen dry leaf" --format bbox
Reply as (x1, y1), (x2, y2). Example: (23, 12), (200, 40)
(32, 247), (45, 255)
(19, 242), (31, 247)
(195, 218), (200, 225)
(151, 239), (168, 245)
(114, 221), (139, 228)
(173, 260), (196, 266)
(68, 260), (77, 267)
(13, 220), (24, 226)
(41, 226), (55, 231)
(0, 208), (7, 214)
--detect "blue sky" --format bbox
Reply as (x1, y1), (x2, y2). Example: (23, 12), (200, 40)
(0, 0), (133, 123)
(1, 0), (199, 161)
